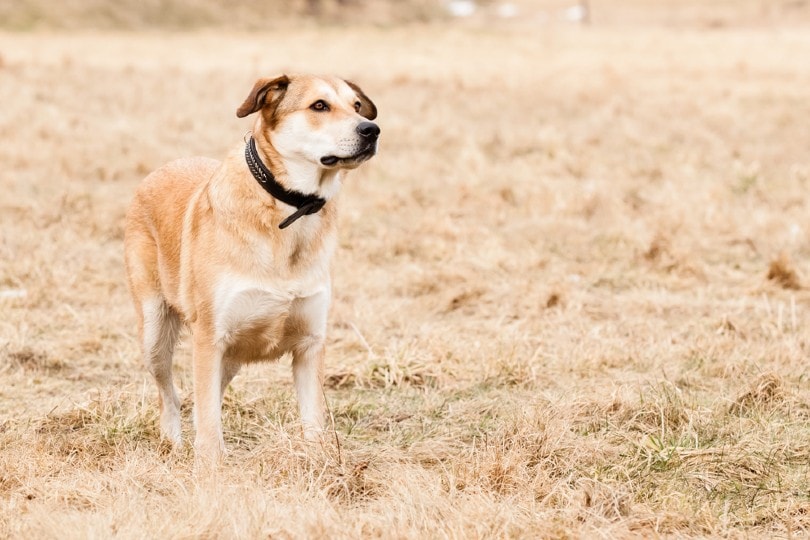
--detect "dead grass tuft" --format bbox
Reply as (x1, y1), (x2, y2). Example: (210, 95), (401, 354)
(579, 479), (632, 520)
(767, 252), (803, 290)
(2, 346), (64, 373)
(545, 290), (564, 308)
(730, 372), (786, 414)
(323, 371), (355, 390)
(443, 287), (486, 314)
(34, 392), (160, 465)
(325, 356), (439, 390)
(626, 382), (692, 434)
(644, 232), (670, 262)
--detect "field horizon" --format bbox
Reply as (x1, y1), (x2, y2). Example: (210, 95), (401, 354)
(1, 13), (810, 538)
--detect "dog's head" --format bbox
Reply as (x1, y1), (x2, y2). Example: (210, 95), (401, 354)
(237, 74), (379, 170)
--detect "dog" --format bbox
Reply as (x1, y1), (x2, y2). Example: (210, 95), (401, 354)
(124, 74), (379, 462)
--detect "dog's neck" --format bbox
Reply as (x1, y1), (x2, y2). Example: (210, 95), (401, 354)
(252, 134), (343, 202)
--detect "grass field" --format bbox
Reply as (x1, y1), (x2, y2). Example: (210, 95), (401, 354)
(1, 10), (810, 538)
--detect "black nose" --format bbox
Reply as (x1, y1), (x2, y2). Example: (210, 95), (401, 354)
(357, 121), (380, 140)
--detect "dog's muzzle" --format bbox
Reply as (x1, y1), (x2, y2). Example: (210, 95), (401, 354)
(321, 121), (381, 167)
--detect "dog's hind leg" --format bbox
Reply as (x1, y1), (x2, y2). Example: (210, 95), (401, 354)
(126, 219), (184, 446)
(142, 297), (183, 445)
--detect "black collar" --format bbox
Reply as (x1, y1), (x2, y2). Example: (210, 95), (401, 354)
(244, 137), (327, 229)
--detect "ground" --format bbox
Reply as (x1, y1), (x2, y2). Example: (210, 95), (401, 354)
(1, 14), (809, 539)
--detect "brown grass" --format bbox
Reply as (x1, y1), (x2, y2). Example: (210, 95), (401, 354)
(1, 7), (810, 538)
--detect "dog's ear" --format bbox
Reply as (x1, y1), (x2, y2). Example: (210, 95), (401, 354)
(236, 75), (290, 118)
(345, 80), (377, 120)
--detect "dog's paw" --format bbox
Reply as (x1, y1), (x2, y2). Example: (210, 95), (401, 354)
(160, 418), (182, 447)
(193, 435), (226, 468)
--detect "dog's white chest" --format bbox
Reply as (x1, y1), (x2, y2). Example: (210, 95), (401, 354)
(212, 266), (329, 349)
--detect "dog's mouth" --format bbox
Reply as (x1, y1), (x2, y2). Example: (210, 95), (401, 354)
(320, 144), (377, 168)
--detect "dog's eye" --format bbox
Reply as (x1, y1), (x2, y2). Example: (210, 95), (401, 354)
(354, 101), (362, 112)
(310, 100), (329, 112)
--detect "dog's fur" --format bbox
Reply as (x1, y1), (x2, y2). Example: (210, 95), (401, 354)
(123, 74), (378, 462)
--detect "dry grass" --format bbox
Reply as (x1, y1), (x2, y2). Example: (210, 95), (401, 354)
(2, 8), (810, 538)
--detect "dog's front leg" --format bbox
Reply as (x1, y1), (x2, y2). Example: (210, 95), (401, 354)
(191, 329), (226, 464)
(292, 336), (327, 441)
(288, 290), (329, 441)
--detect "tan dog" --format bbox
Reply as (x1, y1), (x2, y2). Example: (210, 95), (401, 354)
(124, 74), (379, 462)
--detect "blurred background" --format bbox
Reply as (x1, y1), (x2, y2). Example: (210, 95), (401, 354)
(2, 0), (809, 29)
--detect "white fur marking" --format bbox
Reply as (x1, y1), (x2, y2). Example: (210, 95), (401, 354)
(142, 297), (165, 356)
(142, 296), (182, 445)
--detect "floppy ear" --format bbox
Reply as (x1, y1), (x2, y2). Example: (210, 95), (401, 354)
(345, 80), (378, 120)
(236, 75), (290, 118)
